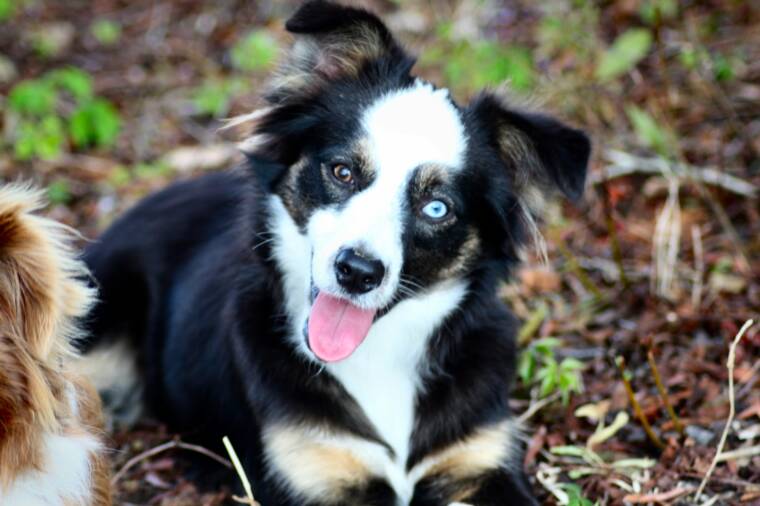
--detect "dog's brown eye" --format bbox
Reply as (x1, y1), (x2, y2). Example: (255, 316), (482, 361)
(332, 164), (354, 185)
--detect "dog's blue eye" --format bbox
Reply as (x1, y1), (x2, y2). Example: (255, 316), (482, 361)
(421, 200), (448, 220)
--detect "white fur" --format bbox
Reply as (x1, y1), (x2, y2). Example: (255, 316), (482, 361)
(0, 432), (100, 506)
(308, 80), (467, 310)
(325, 279), (467, 503)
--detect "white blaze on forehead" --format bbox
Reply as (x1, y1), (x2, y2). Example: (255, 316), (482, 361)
(362, 80), (467, 171)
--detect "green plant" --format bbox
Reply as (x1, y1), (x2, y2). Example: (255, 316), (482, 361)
(133, 161), (171, 179)
(69, 98), (121, 147)
(5, 66), (121, 160)
(231, 30), (279, 72)
(560, 483), (595, 506)
(191, 78), (247, 117)
(91, 19), (121, 46)
(46, 179), (71, 205)
(0, 0), (16, 21)
(519, 337), (585, 405)
(537, 1), (600, 62)
(422, 23), (535, 94)
(595, 28), (652, 82)
(625, 105), (677, 158)
(639, 0), (678, 25)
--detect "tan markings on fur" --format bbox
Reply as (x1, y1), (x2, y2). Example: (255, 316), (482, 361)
(70, 339), (143, 428)
(416, 420), (517, 483)
(439, 227), (481, 279)
(0, 184), (109, 504)
(412, 164), (451, 195)
(351, 137), (375, 178)
(495, 127), (550, 262)
(275, 157), (310, 225)
(263, 425), (375, 503)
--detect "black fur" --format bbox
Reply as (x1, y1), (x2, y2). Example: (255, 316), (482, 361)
(83, 2), (589, 505)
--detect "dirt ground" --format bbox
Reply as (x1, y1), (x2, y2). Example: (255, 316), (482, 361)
(1, 1), (758, 505)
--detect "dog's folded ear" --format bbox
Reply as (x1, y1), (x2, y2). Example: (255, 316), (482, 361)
(270, 0), (411, 102)
(240, 1), (414, 185)
(467, 92), (591, 203)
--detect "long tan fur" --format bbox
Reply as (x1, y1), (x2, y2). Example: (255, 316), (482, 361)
(0, 184), (110, 506)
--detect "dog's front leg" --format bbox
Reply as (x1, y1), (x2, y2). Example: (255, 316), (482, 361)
(454, 468), (538, 506)
(412, 467), (537, 506)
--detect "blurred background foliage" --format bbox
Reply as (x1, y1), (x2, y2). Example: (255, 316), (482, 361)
(1, 1), (758, 505)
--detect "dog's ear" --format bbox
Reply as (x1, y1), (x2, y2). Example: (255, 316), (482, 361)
(270, 0), (410, 100)
(467, 93), (590, 204)
(239, 2), (413, 187)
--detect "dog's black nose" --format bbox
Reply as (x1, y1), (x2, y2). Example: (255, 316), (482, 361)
(334, 248), (385, 295)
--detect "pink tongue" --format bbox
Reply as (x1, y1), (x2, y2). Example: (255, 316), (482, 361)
(308, 292), (376, 362)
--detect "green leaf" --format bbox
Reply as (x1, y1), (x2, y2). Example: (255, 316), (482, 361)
(107, 166), (132, 187)
(231, 30), (279, 72)
(8, 80), (57, 116)
(69, 98), (121, 148)
(712, 53), (735, 82)
(0, 0), (15, 21)
(560, 357), (586, 371)
(595, 28), (652, 81)
(518, 349), (536, 385)
(91, 19), (121, 45)
(533, 337), (562, 356)
(560, 483), (595, 506)
(640, 0), (678, 25)
(192, 78), (247, 117)
(14, 117), (65, 160)
(134, 161), (171, 179)
(625, 105), (675, 157)
(48, 67), (93, 102)
(47, 179), (71, 205)
(438, 41), (535, 93)
(37, 115), (66, 159)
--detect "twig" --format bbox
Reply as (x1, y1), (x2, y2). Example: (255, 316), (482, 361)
(599, 181), (629, 288)
(691, 225), (704, 309)
(616, 356), (665, 450)
(715, 444), (760, 463)
(602, 149), (751, 274)
(111, 438), (232, 486)
(647, 349), (685, 435)
(518, 390), (562, 424)
(554, 233), (603, 301)
(624, 486), (695, 503)
(223, 436), (259, 506)
(695, 319), (755, 501)
(597, 150), (757, 197)
(517, 302), (548, 346)
(651, 177), (681, 300)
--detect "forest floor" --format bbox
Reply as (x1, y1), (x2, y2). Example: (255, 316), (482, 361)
(1, 1), (759, 505)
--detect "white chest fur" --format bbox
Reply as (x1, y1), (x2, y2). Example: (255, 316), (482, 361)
(325, 281), (466, 501)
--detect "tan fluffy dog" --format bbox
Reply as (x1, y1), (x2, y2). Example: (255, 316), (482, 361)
(0, 184), (110, 506)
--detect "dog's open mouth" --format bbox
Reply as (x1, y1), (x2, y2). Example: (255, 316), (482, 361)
(306, 290), (377, 362)
(302, 282), (379, 362)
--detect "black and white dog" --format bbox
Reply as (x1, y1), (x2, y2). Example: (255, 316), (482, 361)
(82, 2), (590, 504)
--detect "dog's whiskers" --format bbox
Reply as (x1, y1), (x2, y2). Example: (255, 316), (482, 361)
(252, 238), (276, 251)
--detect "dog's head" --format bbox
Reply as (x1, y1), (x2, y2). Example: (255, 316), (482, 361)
(244, 1), (590, 362)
